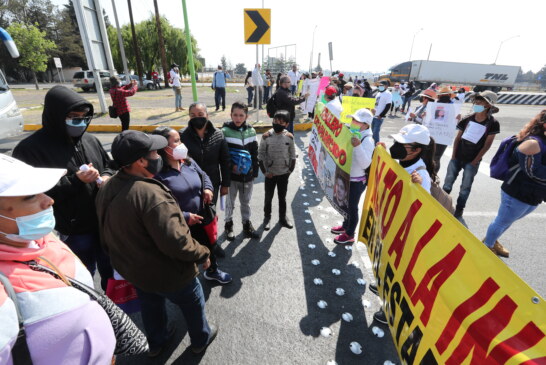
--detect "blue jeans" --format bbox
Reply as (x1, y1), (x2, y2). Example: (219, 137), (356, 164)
(342, 180), (367, 236)
(136, 277), (211, 351)
(371, 117), (383, 144)
(442, 159), (479, 211)
(61, 233), (113, 290)
(263, 86), (271, 103)
(484, 191), (538, 247)
(290, 85), (297, 94)
(247, 87), (254, 105)
(402, 95), (413, 111)
(173, 87), (182, 108)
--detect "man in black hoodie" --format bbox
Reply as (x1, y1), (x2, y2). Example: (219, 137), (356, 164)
(12, 86), (114, 289)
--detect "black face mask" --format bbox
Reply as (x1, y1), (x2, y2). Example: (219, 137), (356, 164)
(389, 142), (408, 160)
(191, 117), (208, 130)
(145, 156), (163, 175)
(272, 123), (286, 133)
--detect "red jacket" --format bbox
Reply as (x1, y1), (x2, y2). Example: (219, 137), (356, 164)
(109, 83), (138, 115)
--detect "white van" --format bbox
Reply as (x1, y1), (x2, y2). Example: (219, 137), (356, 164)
(0, 27), (23, 139)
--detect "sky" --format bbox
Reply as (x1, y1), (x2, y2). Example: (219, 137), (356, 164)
(53, 0), (546, 74)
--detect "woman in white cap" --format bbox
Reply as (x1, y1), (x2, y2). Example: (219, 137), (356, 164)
(0, 155), (116, 364)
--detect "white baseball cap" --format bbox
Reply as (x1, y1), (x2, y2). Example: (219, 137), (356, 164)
(347, 108), (373, 126)
(0, 155), (66, 197)
(390, 124), (431, 146)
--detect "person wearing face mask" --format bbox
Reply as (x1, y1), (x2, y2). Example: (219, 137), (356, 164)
(442, 91), (500, 220)
(408, 89), (437, 124)
(96, 130), (218, 357)
(0, 155), (117, 364)
(371, 123), (436, 325)
(482, 110), (546, 258)
(179, 102), (231, 206)
(330, 108), (375, 245)
(153, 127), (232, 284)
(258, 110), (297, 230)
(12, 85), (115, 290)
(371, 80), (393, 143)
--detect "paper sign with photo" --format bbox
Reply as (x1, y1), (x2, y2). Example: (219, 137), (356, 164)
(461, 121), (487, 144)
(423, 102), (460, 145)
(405, 107), (414, 123)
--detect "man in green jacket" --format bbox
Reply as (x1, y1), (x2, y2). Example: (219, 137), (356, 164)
(96, 130), (217, 357)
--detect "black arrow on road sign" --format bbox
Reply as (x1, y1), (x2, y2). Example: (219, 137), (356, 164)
(246, 10), (269, 43)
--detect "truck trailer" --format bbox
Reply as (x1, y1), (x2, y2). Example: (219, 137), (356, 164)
(381, 60), (520, 92)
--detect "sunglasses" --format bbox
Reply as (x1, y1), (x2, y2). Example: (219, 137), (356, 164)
(67, 116), (92, 125)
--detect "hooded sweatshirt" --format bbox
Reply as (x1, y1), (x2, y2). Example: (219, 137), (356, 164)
(12, 86), (116, 235)
(0, 235), (116, 364)
(221, 121), (259, 183)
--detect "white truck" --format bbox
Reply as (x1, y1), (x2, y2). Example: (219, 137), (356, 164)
(0, 27), (23, 139)
(381, 60), (520, 92)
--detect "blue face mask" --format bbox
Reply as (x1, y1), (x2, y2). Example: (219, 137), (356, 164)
(473, 105), (485, 113)
(0, 207), (56, 242)
(378, 86), (385, 92)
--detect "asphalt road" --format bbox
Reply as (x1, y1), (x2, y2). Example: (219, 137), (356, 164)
(1, 102), (544, 364)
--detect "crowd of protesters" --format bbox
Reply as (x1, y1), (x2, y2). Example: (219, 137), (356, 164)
(1, 61), (545, 363)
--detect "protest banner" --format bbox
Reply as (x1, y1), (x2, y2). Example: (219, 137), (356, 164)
(317, 76), (330, 95)
(308, 102), (354, 218)
(358, 147), (546, 364)
(304, 78), (320, 114)
(297, 80), (304, 96)
(340, 96), (375, 124)
(423, 102), (461, 145)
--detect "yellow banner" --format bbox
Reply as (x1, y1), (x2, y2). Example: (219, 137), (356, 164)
(358, 147), (546, 365)
(340, 96), (375, 124)
(297, 80), (304, 96)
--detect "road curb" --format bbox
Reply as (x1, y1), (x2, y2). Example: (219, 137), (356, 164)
(23, 122), (314, 133)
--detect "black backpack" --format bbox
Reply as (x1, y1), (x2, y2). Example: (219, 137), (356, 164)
(266, 92), (277, 117)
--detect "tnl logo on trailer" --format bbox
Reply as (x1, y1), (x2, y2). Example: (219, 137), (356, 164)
(483, 73), (509, 81)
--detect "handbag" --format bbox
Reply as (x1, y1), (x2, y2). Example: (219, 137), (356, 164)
(108, 105), (118, 118)
(200, 203), (218, 244)
(105, 278), (141, 314)
(19, 257), (149, 356)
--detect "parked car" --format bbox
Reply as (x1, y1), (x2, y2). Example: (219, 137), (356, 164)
(72, 70), (111, 92)
(119, 74), (156, 90)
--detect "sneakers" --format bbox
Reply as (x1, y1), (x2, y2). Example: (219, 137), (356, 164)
(280, 217), (293, 229)
(243, 220), (260, 239)
(224, 221), (235, 241)
(330, 225), (345, 234)
(203, 269), (232, 284)
(373, 309), (388, 324)
(368, 283), (379, 296)
(191, 324), (218, 354)
(334, 233), (354, 245)
(490, 241), (510, 258)
(263, 216), (271, 231)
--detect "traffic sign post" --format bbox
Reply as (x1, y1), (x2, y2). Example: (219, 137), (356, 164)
(328, 42), (333, 75)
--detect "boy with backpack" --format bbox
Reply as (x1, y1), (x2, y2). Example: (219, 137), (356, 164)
(222, 101), (260, 240)
(258, 110), (297, 230)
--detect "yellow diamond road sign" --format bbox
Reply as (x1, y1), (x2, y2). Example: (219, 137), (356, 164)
(244, 8), (270, 45)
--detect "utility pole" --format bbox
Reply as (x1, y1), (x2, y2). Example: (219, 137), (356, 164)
(153, 0), (169, 88)
(127, 0), (144, 86)
(111, 0), (129, 82)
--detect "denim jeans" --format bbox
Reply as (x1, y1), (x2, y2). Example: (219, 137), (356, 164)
(61, 232), (113, 290)
(136, 277), (211, 351)
(371, 117), (384, 144)
(290, 85), (297, 95)
(214, 87), (226, 110)
(173, 87), (182, 108)
(442, 158), (479, 211)
(247, 87), (254, 105)
(253, 86), (263, 108)
(263, 86), (271, 103)
(402, 95), (413, 111)
(342, 180), (367, 236)
(484, 191), (538, 247)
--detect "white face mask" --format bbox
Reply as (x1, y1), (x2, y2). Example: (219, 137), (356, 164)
(172, 144), (188, 160)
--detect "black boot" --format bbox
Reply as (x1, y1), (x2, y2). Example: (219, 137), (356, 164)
(263, 216), (271, 231)
(243, 220), (260, 239)
(280, 216), (293, 229)
(225, 221), (235, 241)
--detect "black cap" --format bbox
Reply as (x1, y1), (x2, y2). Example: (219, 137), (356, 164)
(171, 63), (179, 68)
(379, 80), (389, 86)
(112, 130), (168, 167)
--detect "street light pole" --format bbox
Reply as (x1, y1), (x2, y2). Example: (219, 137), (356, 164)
(408, 28), (423, 61)
(494, 35), (520, 64)
(309, 25), (317, 73)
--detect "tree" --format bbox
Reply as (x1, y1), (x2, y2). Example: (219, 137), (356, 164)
(7, 22), (56, 89)
(220, 55), (227, 70)
(234, 63), (246, 75)
(50, 0), (86, 68)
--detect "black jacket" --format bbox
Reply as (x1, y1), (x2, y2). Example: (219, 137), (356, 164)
(12, 85), (116, 235)
(179, 120), (231, 197)
(275, 87), (306, 122)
